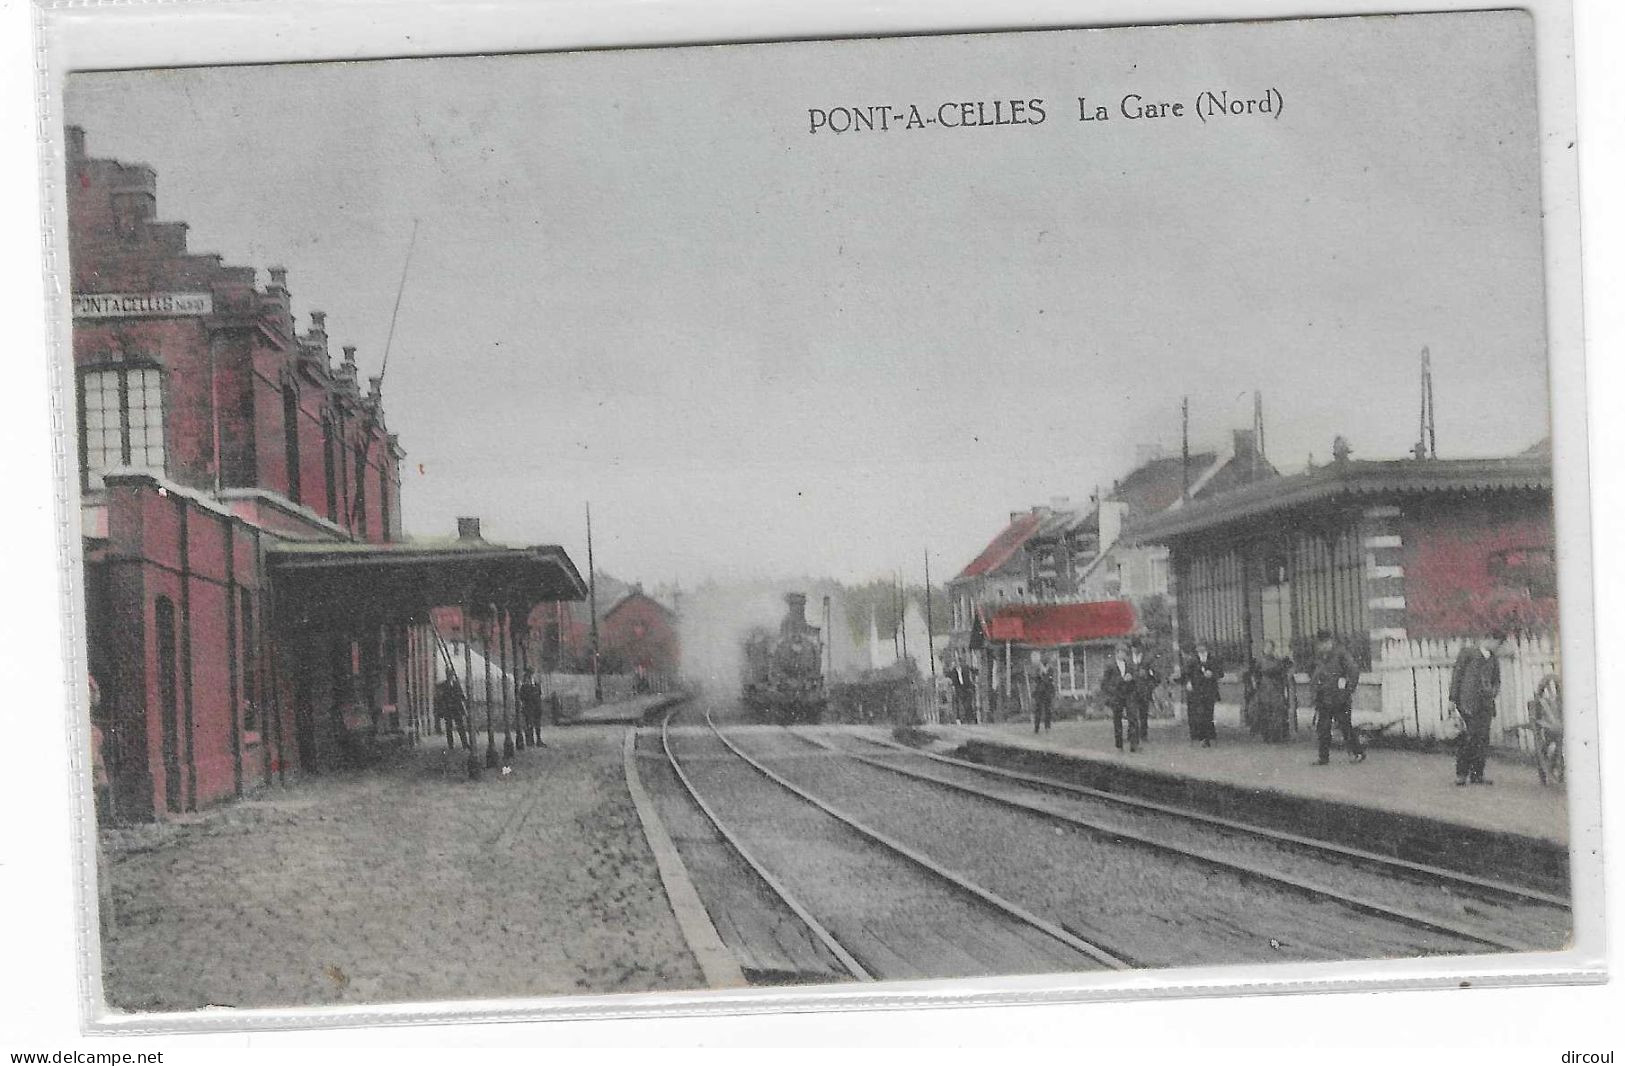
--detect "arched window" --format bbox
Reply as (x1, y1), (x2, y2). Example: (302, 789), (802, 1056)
(282, 384), (302, 505)
(239, 589), (257, 732)
(379, 461), (392, 542)
(353, 440), (368, 537)
(154, 596), (181, 813)
(322, 416), (338, 522)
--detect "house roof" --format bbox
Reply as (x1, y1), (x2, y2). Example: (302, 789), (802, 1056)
(953, 440), (1278, 582)
(604, 589), (677, 622)
(1128, 455), (1552, 543)
(984, 600), (1138, 647)
(955, 509), (1047, 579)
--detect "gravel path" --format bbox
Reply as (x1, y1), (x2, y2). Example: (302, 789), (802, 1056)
(100, 728), (702, 1012)
(822, 730), (1570, 951)
(718, 721), (1490, 969)
(664, 717), (1110, 981)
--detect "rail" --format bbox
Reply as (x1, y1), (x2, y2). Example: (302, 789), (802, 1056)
(702, 707), (1133, 971)
(788, 728), (1554, 955)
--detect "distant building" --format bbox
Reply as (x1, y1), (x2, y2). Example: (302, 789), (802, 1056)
(945, 432), (1275, 717)
(601, 588), (681, 689)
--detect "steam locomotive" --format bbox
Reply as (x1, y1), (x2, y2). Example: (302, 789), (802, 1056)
(741, 592), (827, 724)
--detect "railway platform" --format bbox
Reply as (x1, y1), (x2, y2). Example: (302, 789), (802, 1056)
(566, 691), (688, 725)
(922, 718), (1570, 890)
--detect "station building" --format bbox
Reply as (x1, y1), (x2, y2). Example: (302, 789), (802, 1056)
(1126, 444), (1556, 739)
(68, 127), (585, 821)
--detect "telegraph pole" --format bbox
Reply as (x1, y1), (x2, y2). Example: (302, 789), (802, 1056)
(1181, 396), (1191, 501)
(586, 503), (601, 705)
(923, 549), (937, 682)
(1419, 346), (1437, 460)
(822, 595), (833, 678)
(1252, 390), (1266, 477)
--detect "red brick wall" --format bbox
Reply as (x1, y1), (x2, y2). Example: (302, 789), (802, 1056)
(1400, 493), (1556, 638)
(92, 476), (278, 818)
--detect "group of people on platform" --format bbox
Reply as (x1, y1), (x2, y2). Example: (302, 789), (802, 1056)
(431, 667), (554, 753)
(949, 624), (1519, 783)
(975, 629), (1374, 764)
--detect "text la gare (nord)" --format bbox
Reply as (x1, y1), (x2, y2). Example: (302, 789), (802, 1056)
(806, 89), (1283, 134)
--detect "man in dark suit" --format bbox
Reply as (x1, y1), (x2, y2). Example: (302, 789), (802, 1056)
(1182, 642), (1223, 747)
(1101, 643), (1139, 752)
(1128, 639), (1160, 743)
(1310, 629), (1364, 765)
(1449, 629), (1505, 785)
(1031, 656), (1057, 733)
(947, 657), (976, 724)
(518, 668), (546, 747)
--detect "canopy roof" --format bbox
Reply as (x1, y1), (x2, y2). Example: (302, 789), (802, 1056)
(1127, 455), (1551, 543)
(984, 600), (1138, 647)
(268, 538), (585, 629)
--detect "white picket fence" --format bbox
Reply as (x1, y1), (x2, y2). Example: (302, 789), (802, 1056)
(1375, 634), (1558, 751)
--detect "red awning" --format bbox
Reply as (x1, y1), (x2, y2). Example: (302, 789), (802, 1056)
(984, 601), (1137, 647)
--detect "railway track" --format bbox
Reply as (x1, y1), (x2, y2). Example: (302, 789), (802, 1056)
(836, 729), (1569, 910)
(791, 726), (1570, 955)
(658, 705), (1132, 982)
(654, 699), (1566, 984)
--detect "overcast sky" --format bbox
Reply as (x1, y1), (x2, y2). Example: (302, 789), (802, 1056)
(65, 11), (1549, 587)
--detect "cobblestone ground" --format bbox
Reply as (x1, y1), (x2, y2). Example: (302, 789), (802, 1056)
(99, 726), (702, 1013)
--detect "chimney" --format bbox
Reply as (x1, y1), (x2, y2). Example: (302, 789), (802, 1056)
(342, 345), (358, 368)
(368, 375), (383, 401)
(65, 126), (86, 159)
(308, 311), (328, 351)
(1232, 429), (1257, 458)
(267, 266), (288, 295)
(456, 516), (482, 542)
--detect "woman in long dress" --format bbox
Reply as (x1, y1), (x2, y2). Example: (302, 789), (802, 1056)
(1253, 640), (1294, 742)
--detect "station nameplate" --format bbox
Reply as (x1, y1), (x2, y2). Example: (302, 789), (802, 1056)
(72, 292), (213, 319)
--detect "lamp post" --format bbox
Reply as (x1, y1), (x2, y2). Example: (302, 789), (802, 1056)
(481, 606), (498, 770)
(512, 609), (526, 753)
(499, 604), (514, 761)
(462, 596), (479, 778)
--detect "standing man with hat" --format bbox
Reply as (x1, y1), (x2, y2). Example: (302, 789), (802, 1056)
(1449, 629), (1506, 785)
(1310, 629), (1365, 765)
(1128, 638), (1161, 744)
(1102, 643), (1140, 753)
(1181, 641), (1223, 748)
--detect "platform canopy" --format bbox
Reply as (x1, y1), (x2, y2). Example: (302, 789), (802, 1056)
(984, 600), (1138, 647)
(268, 537), (586, 629)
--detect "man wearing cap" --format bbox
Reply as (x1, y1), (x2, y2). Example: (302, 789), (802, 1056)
(1181, 641), (1223, 748)
(1310, 629), (1365, 765)
(1449, 629), (1506, 785)
(1128, 639), (1161, 744)
(1101, 643), (1140, 752)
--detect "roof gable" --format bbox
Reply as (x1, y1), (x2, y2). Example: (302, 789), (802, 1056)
(956, 510), (1047, 580)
